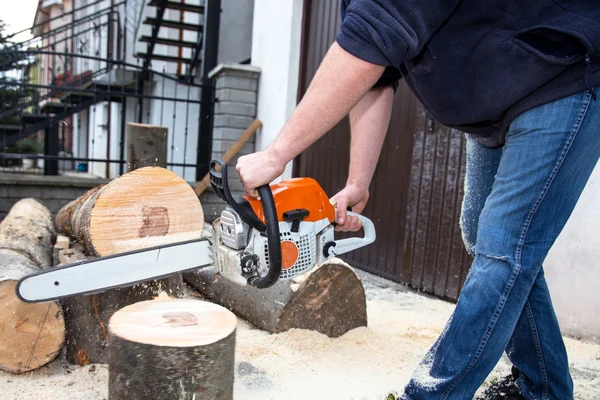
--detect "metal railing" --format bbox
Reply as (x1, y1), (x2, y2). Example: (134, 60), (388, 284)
(0, 0), (217, 181)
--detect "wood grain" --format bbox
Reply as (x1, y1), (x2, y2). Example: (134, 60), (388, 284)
(109, 297), (237, 347)
(58, 246), (184, 365)
(56, 167), (204, 256)
(0, 199), (65, 374)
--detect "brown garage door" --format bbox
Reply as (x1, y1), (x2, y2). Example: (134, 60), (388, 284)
(294, 0), (473, 301)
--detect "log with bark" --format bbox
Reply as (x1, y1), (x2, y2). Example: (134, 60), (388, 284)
(183, 251), (368, 338)
(55, 166), (205, 256)
(53, 166), (204, 364)
(108, 296), (237, 400)
(0, 198), (65, 373)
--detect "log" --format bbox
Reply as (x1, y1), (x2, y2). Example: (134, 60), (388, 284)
(58, 232), (184, 366)
(55, 184), (104, 238)
(0, 199), (65, 373)
(183, 252), (367, 338)
(55, 166), (205, 256)
(126, 122), (168, 171)
(108, 297), (237, 400)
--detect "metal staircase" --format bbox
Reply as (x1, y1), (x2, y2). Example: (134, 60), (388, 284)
(135, 0), (220, 82)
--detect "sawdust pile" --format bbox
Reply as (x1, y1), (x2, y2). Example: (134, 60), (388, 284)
(2, 271), (599, 400)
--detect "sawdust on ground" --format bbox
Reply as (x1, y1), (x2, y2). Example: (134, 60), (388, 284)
(1, 270), (599, 400)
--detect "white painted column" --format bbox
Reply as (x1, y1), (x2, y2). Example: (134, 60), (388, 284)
(545, 161), (600, 343)
(250, 0), (304, 181)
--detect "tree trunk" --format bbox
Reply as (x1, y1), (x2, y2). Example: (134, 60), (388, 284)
(0, 199), (65, 374)
(58, 242), (184, 365)
(54, 166), (205, 256)
(108, 297), (237, 400)
(183, 258), (368, 338)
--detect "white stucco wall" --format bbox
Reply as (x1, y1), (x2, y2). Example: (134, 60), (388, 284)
(131, 0), (254, 75)
(218, 0), (254, 64)
(545, 160), (600, 343)
(250, 0), (304, 181)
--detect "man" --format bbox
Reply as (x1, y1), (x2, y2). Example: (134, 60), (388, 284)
(236, 1), (600, 399)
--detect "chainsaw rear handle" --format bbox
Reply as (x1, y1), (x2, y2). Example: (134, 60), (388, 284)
(326, 212), (376, 257)
(209, 159), (282, 289)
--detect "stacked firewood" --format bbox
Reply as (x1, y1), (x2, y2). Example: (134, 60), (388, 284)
(0, 157), (368, 399)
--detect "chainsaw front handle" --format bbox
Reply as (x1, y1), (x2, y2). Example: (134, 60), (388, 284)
(209, 159), (265, 232)
(331, 212), (376, 256)
(248, 185), (282, 288)
(209, 159), (282, 289)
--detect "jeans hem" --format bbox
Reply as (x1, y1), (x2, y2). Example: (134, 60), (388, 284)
(440, 254), (522, 399)
(524, 300), (550, 399)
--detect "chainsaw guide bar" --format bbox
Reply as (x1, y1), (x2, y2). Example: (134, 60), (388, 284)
(16, 238), (212, 303)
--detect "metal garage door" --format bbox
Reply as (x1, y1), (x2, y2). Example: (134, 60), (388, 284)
(294, 0), (473, 301)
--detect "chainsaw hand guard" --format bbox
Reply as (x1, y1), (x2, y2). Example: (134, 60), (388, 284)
(327, 211), (376, 257)
(209, 160), (282, 288)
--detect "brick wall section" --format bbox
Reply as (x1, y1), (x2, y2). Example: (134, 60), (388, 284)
(209, 62), (261, 197)
(0, 173), (109, 220)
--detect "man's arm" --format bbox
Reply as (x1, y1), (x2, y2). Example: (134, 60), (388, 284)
(237, 0), (458, 195)
(235, 42), (385, 194)
(330, 84), (394, 231)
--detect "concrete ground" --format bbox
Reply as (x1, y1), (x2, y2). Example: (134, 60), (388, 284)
(1, 269), (599, 400)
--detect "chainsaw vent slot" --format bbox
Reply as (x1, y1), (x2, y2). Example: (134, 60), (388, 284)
(264, 232), (316, 279)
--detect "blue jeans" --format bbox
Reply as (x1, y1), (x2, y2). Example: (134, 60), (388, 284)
(401, 87), (600, 400)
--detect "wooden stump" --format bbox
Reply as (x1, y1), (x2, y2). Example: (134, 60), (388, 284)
(108, 297), (237, 400)
(54, 166), (205, 256)
(126, 122), (168, 171)
(0, 199), (65, 373)
(183, 257), (368, 338)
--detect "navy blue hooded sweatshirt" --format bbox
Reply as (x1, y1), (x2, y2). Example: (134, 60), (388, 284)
(336, 0), (600, 147)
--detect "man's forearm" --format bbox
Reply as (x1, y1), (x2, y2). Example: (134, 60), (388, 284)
(267, 42), (385, 164)
(347, 85), (394, 192)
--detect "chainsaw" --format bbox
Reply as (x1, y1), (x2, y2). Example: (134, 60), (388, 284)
(16, 159), (376, 303)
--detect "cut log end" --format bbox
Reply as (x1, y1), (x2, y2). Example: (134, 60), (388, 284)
(183, 258), (367, 338)
(0, 280), (65, 374)
(56, 166), (204, 256)
(108, 298), (237, 400)
(278, 261), (368, 337)
(109, 297), (237, 347)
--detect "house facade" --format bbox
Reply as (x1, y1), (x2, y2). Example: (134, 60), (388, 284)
(21, 0), (255, 180)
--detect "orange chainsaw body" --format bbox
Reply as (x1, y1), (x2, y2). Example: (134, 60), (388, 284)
(245, 177), (336, 225)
